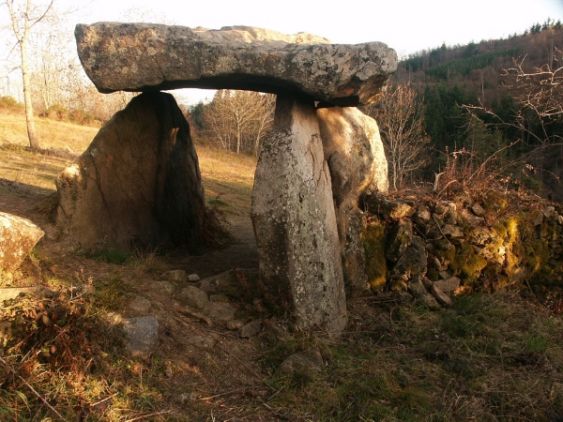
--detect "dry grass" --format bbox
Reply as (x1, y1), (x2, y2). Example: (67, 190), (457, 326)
(0, 111), (99, 154)
(0, 111), (257, 214)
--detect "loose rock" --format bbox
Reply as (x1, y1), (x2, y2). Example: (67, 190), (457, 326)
(165, 270), (187, 282)
(123, 316), (159, 358)
(240, 320), (262, 338)
(279, 350), (324, 377)
(127, 295), (152, 315)
(179, 286), (209, 310)
(0, 212), (44, 275)
(434, 277), (461, 295)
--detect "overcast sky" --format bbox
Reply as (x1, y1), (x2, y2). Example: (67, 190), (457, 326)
(1, 0), (562, 104)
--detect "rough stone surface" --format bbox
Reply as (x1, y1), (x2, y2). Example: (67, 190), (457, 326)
(0, 212), (44, 275)
(187, 273), (200, 282)
(408, 277), (440, 309)
(152, 280), (175, 295)
(240, 319), (262, 338)
(279, 350), (324, 377)
(317, 107), (388, 294)
(75, 23), (397, 106)
(164, 270), (188, 282)
(127, 295), (152, 315)
(56, 92), (206, 252)
(430, 284), (453, 306)
(251, 96), (347, 335)
(179, 286), (210, 310)
(434, 277), (461, 295)
(123, 315), (159, 358)
(206, 302), (237, 323)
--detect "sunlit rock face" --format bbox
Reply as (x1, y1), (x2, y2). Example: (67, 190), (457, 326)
(317, 107), (389, 294)
(75, 22), (397, 106)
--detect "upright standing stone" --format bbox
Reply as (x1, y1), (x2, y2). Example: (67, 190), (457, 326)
(56, 92), (206, 251)
(251, 96), (347, 335)
(317, 107), (388, 294)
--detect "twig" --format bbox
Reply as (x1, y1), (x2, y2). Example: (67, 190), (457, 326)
(0, 356), (66, 421)
(90, 392), (118, 408)
(200, 387), (255, 401)
(123, 410), (171, 422)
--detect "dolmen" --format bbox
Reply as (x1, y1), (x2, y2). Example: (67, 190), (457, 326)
(58, 23), (397, 336)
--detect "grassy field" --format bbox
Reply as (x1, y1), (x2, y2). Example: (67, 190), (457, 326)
(0, 111), (256, 214)
(0, 110), (562, 421)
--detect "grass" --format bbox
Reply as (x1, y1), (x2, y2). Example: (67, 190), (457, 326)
(260, 293), (563, 421)
(0, 110), (256, 214)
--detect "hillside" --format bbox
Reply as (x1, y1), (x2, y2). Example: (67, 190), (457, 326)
(0, 110), (562, 421)
(396, 25), (563, 105)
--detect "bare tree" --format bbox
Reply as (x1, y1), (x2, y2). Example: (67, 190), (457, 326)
(463, 49), (563, 199)
(465, 49), (562, 146)
(365, 84), (429, 190)
(4, 0), (54, 149)
(203, 90), (275, 154)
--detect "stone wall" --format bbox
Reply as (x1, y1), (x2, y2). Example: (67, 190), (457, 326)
(363, 192), (563, 306)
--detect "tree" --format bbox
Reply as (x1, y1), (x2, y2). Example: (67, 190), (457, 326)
(365, 84), (430, 190)
(4, 0), (54, 149)
(463, 50), (563, 199)
(202, 90), (275, 155)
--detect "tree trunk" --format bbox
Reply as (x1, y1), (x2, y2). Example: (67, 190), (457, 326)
(20, 36), (39, 149)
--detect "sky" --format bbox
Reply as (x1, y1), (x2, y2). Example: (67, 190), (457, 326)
(1, 0), (562, 104)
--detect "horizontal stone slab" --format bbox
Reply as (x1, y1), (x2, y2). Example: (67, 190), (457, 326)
(75, 23), (397, 106)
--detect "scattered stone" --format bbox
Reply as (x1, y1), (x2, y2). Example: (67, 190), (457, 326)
(185, 335), (216, 349)
(408, 277), (439, 310)
(123, 316), (159, 358)
(460, 208), (484, 226)
(76, 23), (397, 106)
(164, 270), (187, 282)
(430, 284), (453, 307)
(178, 286), (209, 310)
(0, 212), (44, 274)
(471, 203), (486, 216)
(279, 350), (324, 377)
(199, 270), (236, 294)
(209, 293), (230, 303)
(442, 224), (464, 239)
(206, 302), (237, 323)
(127, 295), (152, 315)
(187, 273), (200, 282)
(240, 320), (262, 338)
(434, 277), (461, 295)
(152, 280), (175, 295)
(226, 319), (245, 331)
